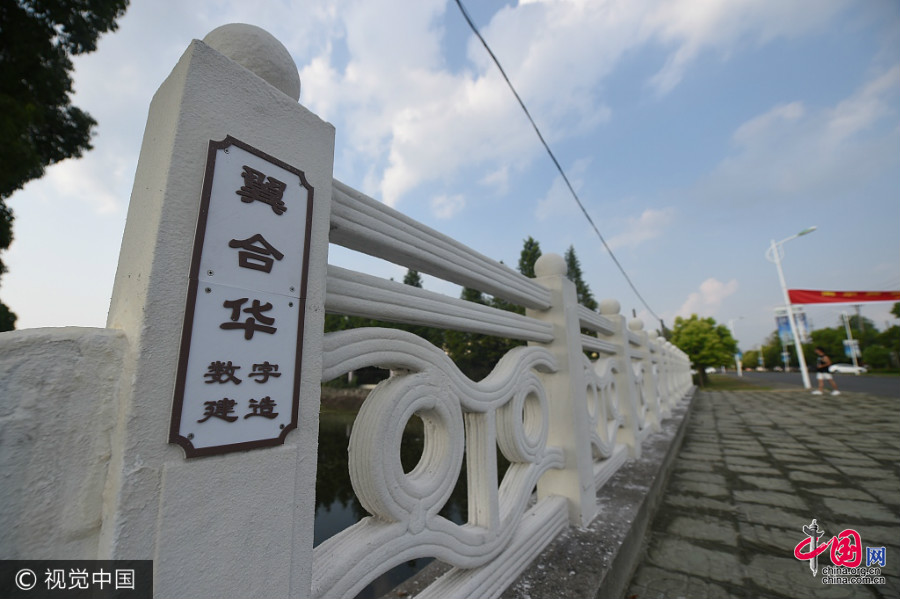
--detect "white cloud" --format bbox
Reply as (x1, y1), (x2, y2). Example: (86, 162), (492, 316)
(696, 65), (900, 205)
(480, 166), (510, 195)
(607, 207), (674, 250)
(431, 194), (465, 219)
(824, 65), (899, 144)
(299, 0), (651, 208)
(292, 0), (858, 210)
(732, 102), (805, 147)
(35, 154), (125, 215)
(643, 0), (850, 94)
(43, 0), (864, 223)
(677, 278), (739, 318)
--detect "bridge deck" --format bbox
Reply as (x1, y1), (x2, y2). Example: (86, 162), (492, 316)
(623, 388), (899, 599)
(391, 387), (900, 599)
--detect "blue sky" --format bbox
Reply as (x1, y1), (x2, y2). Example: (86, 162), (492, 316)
(3, 0), (898, 352)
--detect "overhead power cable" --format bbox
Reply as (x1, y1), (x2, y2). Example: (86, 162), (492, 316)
(454, 0), (662, 324)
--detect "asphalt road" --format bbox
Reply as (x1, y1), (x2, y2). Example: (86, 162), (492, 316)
(725, 370), (899, 398)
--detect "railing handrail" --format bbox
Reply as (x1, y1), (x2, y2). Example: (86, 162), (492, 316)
(325, 264), (553, 343)
(318, 177), (692, 599)
(330, 179), (552, 310)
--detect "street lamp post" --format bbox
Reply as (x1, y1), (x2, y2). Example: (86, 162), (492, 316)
(766, 226), (817, 390)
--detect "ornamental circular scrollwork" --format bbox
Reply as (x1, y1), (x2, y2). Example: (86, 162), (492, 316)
(585, 370), (601, 424)
(497, 371), (548, 464)
(348, 372), (464, 528)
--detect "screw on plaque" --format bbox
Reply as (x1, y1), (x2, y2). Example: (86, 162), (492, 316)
(207, 269), (214, 276)
(187, 433), (194, 440)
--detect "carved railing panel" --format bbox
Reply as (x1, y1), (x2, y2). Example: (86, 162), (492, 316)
(313, 180), (693, 598)
(584, 355), (624, 461)
(313, 328), (564, 599)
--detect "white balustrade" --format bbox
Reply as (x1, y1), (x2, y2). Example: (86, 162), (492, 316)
(315, 184), (693, 598)
(0, 25), (692, 598)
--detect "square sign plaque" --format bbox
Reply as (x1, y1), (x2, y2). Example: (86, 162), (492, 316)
(170, 136), (314, 458)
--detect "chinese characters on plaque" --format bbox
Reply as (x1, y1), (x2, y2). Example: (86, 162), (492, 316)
(170, 137), (314, 457)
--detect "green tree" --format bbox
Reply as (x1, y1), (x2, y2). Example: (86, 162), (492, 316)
(760, 331), (790, 369)
(396, 268), (443, 348)
(517, 236), (542, 278)
(445, 236), (543, 380)
(742, 349), (760, 371)
(1, 0), (129, 198)
(877, 325), (900, 356)
(670, 315), (738, 386)
(0, 299), (15, 331)
(323, 268), (444, 386)
(0, 0), (130, 331)
(891, 302), (900, 320)
(844, 314), (879, 348)
(403, 269), (423, 288)
(444, 287), (494, 380)
(564, 245), (597, 310)
(862, 345), (891, 370)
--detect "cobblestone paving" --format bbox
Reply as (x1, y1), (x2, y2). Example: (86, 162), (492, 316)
(626, 389), (900, 599)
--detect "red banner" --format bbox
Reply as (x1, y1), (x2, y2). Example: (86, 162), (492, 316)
(788, 289), (900, 305)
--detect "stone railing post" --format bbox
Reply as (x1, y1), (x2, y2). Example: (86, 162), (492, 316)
(650, 332), (672, 416)
(529, 254), (597, 527)
(102, 24), (334, 598)
(629, 319), (661, 433)
(597, 299), (643, 458)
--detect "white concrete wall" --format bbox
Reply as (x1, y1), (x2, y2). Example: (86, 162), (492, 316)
(0, 327), (125, 559)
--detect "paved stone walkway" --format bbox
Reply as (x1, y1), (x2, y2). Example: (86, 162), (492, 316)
(625, 389), (900, 599)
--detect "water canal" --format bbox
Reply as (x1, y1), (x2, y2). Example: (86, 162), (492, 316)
(314, 404), (471, 598)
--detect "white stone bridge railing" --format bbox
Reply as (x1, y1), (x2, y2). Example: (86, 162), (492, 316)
(315, 180), (691, 599)
(0, 25), (691, 599)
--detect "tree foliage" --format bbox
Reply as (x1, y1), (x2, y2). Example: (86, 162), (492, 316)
(517, 236), (541, 278)
(1, 0), (129, 200)
(402, 269), (423, 288)
(891, 302), (900, 320)
(445, 238), (549, 380)
(0, 0), (130, 331)
(0, 300), (16, 331)
(564, 245), (597, 310)
(443, 287), (494, 380)
(670, 315), (737, 385)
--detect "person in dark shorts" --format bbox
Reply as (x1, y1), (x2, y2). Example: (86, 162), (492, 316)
(813, 346), (840, 396)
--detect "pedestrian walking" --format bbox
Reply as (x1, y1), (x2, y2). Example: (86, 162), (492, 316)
(813, 346), (840, 395)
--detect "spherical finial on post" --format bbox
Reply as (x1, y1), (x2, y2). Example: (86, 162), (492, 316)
(534, 253), (567, 278)
(203, 23), (301, 101)
(628, 318), (644, 332)
(598, 299), (620, 315)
